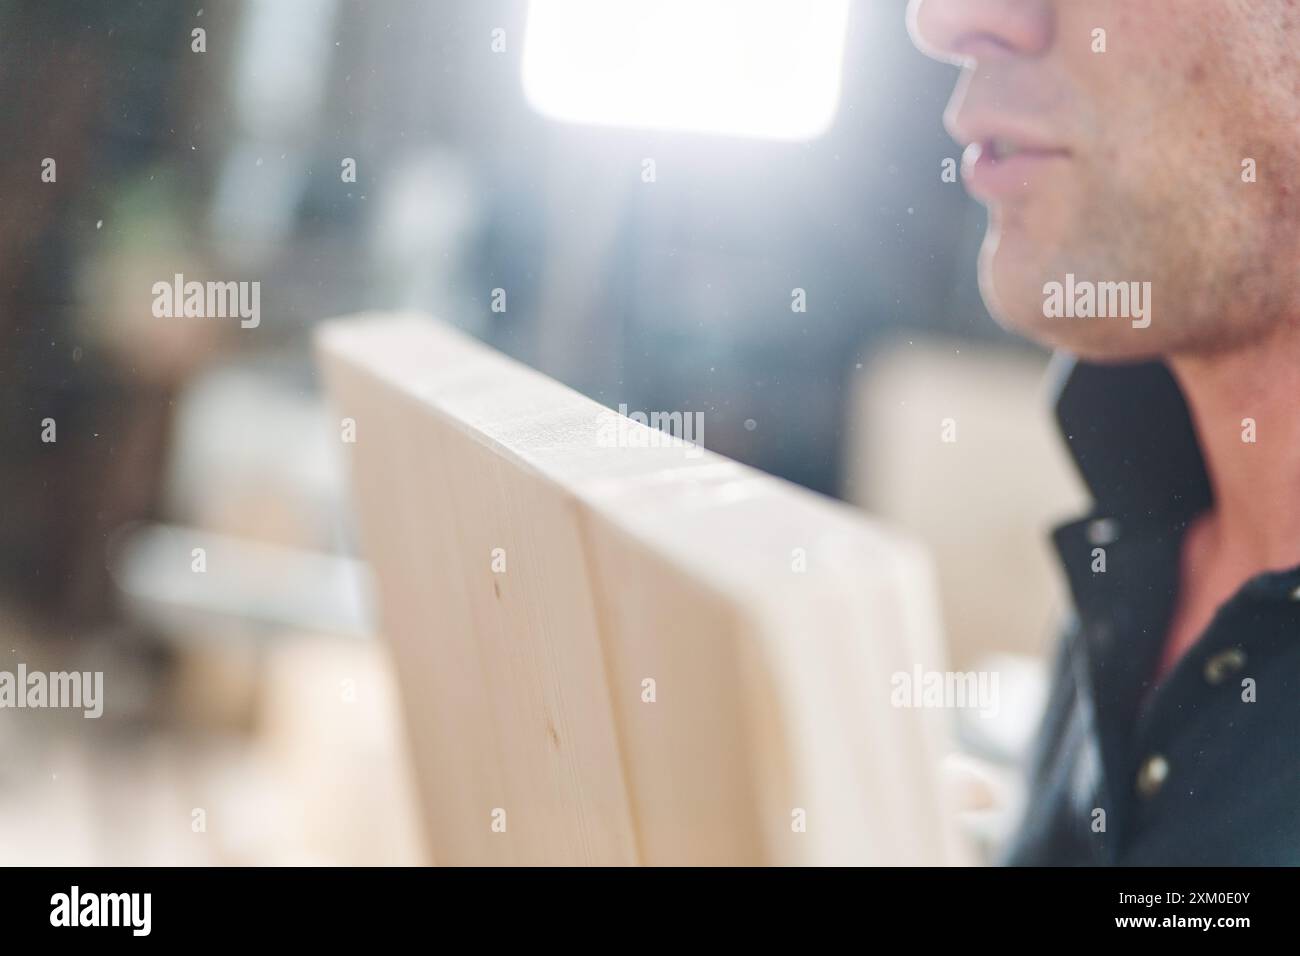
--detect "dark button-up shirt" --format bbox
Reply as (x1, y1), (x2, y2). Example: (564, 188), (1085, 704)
(1004, 358), (1300, 865)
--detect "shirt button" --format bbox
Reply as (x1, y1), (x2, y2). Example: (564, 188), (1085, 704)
(1203, 647), (1247, 685)
(1136, 754), (1170, 799)
(1290, 584), (1300, 602)
(1087, 517), (1121, 546)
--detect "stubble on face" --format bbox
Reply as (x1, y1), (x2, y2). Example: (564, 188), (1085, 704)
(969, 0), (1300, 362)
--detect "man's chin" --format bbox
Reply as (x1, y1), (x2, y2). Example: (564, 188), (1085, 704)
(980, 254), (1164, 363)
(988, 307), (1166, 363)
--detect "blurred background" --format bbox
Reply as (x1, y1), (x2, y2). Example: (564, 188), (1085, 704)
(0, 0), (1087, 864)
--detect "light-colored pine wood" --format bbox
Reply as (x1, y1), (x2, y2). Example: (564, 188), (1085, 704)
(316, 313), (966, 865)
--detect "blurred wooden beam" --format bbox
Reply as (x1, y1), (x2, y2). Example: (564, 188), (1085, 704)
(317, 313), (964, 866)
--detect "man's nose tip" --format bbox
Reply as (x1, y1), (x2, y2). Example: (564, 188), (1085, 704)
(907, 0), (966, 64)
(908, 0), (1052, 63)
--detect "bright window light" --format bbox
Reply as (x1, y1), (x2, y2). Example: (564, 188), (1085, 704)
(521, 0), (851, 142)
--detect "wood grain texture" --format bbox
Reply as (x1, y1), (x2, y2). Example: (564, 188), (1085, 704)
(316, 313), (966, 865)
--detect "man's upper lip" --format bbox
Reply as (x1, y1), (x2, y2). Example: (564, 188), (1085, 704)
(948, 114), (1070, 155)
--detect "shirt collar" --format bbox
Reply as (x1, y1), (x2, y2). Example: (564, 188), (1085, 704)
(1047, 354), (1213, 523)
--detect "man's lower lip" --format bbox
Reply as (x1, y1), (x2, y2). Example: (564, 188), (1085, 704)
(962, 147), (1069, 200)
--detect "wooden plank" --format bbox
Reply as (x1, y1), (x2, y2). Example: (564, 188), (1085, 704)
(316, 313), (965, 865)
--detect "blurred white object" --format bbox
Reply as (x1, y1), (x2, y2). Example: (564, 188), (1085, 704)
(522, 0), (850, 141)
(370, 149), (480, 331)
(210, 0), (340, 253)
(163, 363), (344, 549)
(942, 751), (1023, 863)
(112, 523), (373, 639)
(846, 338), (1089, 671)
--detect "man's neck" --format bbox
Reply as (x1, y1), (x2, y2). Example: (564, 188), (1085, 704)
(1167, 321), (1300, 575)
(1152, 322), (1300, 678)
